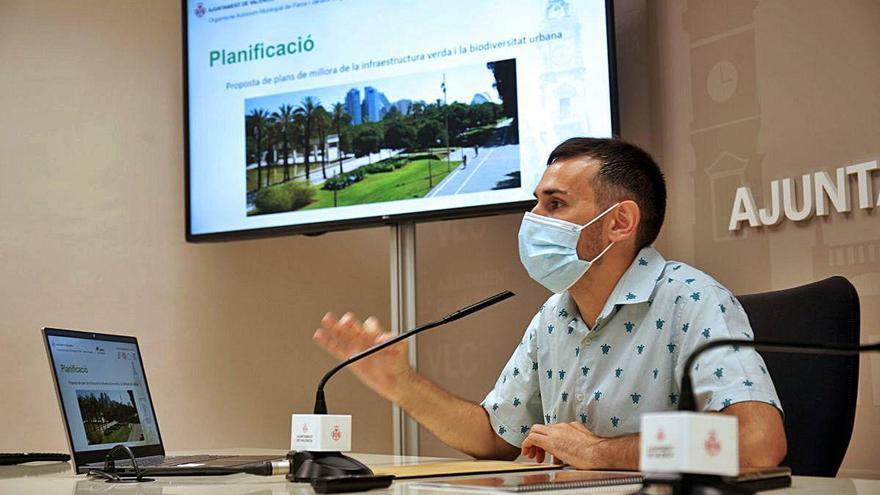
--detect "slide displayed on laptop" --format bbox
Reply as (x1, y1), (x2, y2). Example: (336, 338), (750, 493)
(45, 333), (161, 453)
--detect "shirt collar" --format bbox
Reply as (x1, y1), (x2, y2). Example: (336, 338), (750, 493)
(606, 246), (667, 307)
(554, 291), (578, 327)
(561, 247), (667, 332)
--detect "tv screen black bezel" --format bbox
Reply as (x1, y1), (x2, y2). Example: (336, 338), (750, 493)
(182, 0), (619, 242)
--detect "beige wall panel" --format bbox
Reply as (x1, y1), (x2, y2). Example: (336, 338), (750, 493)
(749, 0), (880, 479)
(663, 0), (880, 478)
(0, 1), (392, 455)
(414, 214), (549, 459)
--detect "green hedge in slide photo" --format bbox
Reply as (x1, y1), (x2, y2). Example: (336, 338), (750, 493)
(254, 180), (316, 213)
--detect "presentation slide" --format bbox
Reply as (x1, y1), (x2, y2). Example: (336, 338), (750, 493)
(47, 335), (161, 452)
(186, 0), (613, 236)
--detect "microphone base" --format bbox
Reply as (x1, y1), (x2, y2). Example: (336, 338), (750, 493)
(285, 450), (373, 482)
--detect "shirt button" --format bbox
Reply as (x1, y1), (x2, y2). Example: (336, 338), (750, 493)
(576, 393), (585, 402)
(584, 338), (592, 346)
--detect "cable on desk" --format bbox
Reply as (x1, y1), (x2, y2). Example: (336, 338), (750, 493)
(86, 444), (154, 483)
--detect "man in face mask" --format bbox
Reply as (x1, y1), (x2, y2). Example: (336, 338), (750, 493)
(313, 138), (787, 469)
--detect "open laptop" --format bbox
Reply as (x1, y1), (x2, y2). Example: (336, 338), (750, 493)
(43, 327), (282, 474)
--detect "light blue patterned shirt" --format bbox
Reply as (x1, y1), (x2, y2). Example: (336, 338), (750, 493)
(482, 247), (782, 445)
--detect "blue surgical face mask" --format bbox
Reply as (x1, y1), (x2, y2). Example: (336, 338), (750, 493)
(518, 203), (620, 293)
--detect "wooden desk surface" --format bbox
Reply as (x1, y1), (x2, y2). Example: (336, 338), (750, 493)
(0, 449), (877, 495)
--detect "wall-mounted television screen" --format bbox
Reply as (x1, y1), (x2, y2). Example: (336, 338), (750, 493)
(184, 0), (617, 240)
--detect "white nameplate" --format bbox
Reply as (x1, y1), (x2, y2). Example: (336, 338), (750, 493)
(640, 412), (738, 476)
(290, 414), (352, 452)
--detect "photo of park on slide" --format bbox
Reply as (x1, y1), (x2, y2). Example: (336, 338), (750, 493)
(244, 58), (520, 215)
(75, 389), (144, 445)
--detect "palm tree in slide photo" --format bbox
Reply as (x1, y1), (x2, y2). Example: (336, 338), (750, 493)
(314, 105), (331, 179)
(246, 108), (270, 189)
(331, 102), (350, 174)
(295, 96), (321, 181)
(272, 104), (296, 182)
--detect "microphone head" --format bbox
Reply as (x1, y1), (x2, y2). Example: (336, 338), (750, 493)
(443, 291), (515, 321)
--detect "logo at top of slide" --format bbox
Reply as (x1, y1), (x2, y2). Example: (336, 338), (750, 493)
(195, 3), (206, 18)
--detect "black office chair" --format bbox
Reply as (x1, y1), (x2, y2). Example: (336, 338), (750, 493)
(737, 276), (860, 477)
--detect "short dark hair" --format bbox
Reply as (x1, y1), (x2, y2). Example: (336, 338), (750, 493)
(547, 137), (666, 249)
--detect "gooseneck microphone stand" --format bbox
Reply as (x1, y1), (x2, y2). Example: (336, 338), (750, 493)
(288, 291), (515, 481)
(679, 339), (879, 412)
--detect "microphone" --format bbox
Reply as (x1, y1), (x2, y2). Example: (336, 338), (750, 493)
(640, 338), (880, 495)
(288, 290), (515, 482)
(313, 290), (515, 414)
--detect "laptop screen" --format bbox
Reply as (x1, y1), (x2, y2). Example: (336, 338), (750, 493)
(44, 328), (163, 462)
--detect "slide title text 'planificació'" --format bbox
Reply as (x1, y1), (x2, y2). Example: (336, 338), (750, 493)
(209, 36), (315, 67)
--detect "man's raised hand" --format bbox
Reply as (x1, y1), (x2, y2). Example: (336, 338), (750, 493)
(313, 312), (411, 400)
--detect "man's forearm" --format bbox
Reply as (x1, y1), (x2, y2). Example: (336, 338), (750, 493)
(592, 433), (640, 469)
(522, 423), (640, 469)
(390, 369), (518, 460)
(591, 402), (787, 470)
(724, 402), (787, 467)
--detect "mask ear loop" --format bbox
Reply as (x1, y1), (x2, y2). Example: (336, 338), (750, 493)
(588, 240), (616, 263)
(577, 202), (621, 231)
(577, 202), (620, 263)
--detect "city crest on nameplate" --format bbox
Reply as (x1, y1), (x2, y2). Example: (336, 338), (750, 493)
(291, 414), (352, 452)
